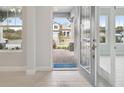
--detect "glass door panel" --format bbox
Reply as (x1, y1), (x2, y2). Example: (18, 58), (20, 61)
(80, 6), (97, 86)
(80, 6), (91, 73)
(99, 15), (111, 74)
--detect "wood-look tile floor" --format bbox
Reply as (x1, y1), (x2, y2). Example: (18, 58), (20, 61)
(0, 71), (92, 87)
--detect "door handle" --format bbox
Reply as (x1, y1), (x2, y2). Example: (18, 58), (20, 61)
(91, 44), (97, 50)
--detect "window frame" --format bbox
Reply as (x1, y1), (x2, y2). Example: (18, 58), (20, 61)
(0, 7), (23, 52)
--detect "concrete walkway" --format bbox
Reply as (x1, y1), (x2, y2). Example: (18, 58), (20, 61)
(53, 49), (76, 64)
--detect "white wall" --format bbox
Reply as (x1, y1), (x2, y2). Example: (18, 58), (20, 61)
(0, 51), (25, 66)
(23, 6), (36, 74)
(35, 6), (52, 69)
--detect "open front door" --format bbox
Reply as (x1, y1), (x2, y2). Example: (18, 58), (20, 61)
(79, 6), (98, 86)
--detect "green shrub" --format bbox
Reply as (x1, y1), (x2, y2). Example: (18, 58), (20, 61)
(0, 44), (4, 49)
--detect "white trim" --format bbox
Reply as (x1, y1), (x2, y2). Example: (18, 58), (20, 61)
(0, 66), (26, 72)
(36, 66), (52, 71)
(26, 69), (36, 75)
(0, 50), (23, 53)
(0, 25), (22, 27)
(0, 66), (52, 72)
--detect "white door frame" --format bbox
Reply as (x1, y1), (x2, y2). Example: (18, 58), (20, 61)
(52, 7), (79, 71)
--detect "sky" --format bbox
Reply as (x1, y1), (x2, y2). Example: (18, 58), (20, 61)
(0, 17), (22, 31)
(100, 16), (124, 27)
(1, 16), (124, 28)
(53, 18), (71, 26)
(1, 17), (22, 26)
(116, 16), (124, 27)
(55, 16), (124, 28)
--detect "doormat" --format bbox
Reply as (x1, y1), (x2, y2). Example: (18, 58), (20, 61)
(53, 64), (77, 68)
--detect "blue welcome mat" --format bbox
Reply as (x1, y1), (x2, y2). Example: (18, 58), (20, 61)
(53, 64), (77, 68)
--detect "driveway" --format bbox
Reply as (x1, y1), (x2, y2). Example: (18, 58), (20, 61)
(53, 49), (76, 64)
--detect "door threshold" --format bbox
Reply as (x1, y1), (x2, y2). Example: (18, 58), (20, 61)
(53, 68), (78, 71)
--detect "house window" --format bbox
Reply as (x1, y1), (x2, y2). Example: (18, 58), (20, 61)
(64, 32), (66, 36)
(0, 7), (22, 50)
(99, 16), (108, 43)
(53, 24), (60, 30)
(67, 32), (70, 37)
(115, 16), (124, 43)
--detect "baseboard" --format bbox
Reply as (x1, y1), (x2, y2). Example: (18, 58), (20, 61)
(0, 66), (26, 72)
(0, 66), (52, 72)
(36, 66), (52, 71)
(26, 69), (36, 75)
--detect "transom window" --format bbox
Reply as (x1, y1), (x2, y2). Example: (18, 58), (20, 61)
(0, 7), (22, 50)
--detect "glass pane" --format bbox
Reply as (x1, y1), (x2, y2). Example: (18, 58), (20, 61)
(99, 15), (111, 74)
(115, 16), (124, 43)
(0, 27), (22, 50)
(80, 6), (91, 73)
(15, 7), (22, 25)
(99, 16), (107, 43)
(8, 7), (16, 26)
(0, 8), (7, 25)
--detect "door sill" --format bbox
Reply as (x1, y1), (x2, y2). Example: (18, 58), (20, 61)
(53, 68), (78, 71)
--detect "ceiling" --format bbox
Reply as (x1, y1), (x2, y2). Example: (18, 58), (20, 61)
(53, 6), (73, 13)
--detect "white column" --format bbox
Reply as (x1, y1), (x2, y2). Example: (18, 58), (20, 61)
(23, 7), (36, 75)
(35, 7), (53, 69)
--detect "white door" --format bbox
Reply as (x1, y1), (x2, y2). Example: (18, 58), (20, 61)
(80, 6), (97, 86)
(97, 7), (114, 86)
(112, 7), (124, 86)
(98, 7), (124, 87)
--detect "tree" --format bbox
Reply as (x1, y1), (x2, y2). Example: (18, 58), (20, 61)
(0, 9), (17, 22)
(116, 26), (123, 33)
(58, 31), (65, 43)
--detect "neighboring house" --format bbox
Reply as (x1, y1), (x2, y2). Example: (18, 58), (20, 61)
(53, 21), (71, 45)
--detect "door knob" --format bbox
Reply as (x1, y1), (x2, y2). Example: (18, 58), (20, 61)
(92, 44), (97, 50)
